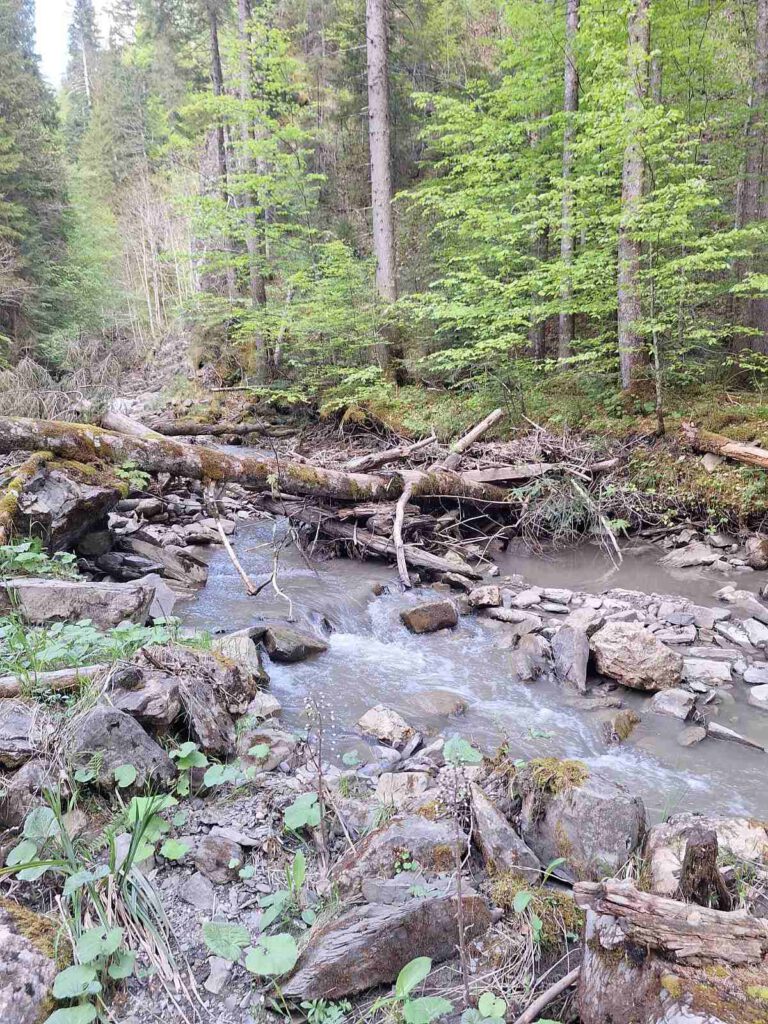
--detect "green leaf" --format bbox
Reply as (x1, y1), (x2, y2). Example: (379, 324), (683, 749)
(74, 767), (96, 784)
(52, 964), (101, 1000)
(478, 993), (506, 1019)
(247, 742), (270, 759)
(244, 933), (299, 976)
(159, 839), (190, 861)
(6, 838), (38, 867)
(172, 810), (189, 827)
(44, 1006), (98, 1024)
(283, 792), (321, 830)
(291, 850), (306, 888)
(63, 864), (110, 896)
(24, 806), (60, 842)
(395, 957), (432, 999)
(512, 891), (534, 914)
(77, 925), (124, 963)
(113, 763), (137, 788)
(404, 996), (454, 1024)
(443, 735), (482, 766)
(107, 950), (137, 980)
(203, 922), (251, 961)
(301, 908), (316, 925)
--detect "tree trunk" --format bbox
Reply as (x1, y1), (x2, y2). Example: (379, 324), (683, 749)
(677, 827), (732, 911)
(617, 0), (650, 391)
(237, 0), (270, 382)
(208, 3), (228, 200)
(558, 0), (579, 359)
(366, 0), (397, 366)
(680, 422), (768, 470)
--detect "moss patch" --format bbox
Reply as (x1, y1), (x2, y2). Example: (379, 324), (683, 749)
(490, 871), (584, 948)
(526, 757), (589, 795)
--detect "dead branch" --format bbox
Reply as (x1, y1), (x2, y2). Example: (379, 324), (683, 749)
(512, 966), (580, 1024)
(393, 481), (414, 587)
(344, 433), (437, 472)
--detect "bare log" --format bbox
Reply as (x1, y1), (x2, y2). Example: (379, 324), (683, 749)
(216, 517), (258, 596)
(574, 879), (768, 965)
(0, 417), (510, 505)
(345, 434), (437, 473)
(102, 408), (164, 439)
(462, 463), (557, 484)
(681, 422), (768, 470)
(0, 663), (108, 698)
(148, 419), (271, 438)
(438, 408), (505, 471)
(512, 966), (580, 1024)
(256, 497), (483, 579)
(393, 481), (414, 587)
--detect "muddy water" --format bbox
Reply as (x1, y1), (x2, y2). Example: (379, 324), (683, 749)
(183, 520), (768, 822)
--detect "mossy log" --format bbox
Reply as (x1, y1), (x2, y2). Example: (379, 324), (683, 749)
(681, 423), (768, 470)
(575, 879), (768, 966)
(0, 416), (511, 504)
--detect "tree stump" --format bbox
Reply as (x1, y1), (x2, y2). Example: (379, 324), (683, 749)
(677, 827), (732, 911)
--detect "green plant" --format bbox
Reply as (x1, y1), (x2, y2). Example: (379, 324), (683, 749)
(257, 851), (316, 930)
(114, 461), (151, 492)
(169, 740), (208, 796)
(300, 999), (352, 1024)
(283, 792), (321, 831)
(0, 539), (79, 580)
(371, 957), (453, 1024)
(461, 991), (507, 1024)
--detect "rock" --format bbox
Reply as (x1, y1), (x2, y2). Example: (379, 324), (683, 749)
(76, 529), (113, 557)
(194, 834), (243, 884)
(677, 725), (706, 747)
(706, 721), (765, 751)
(244, 691), (282, 721)
(143, 573), (179, 620)
(357, 705), (415, 749)
(689, 604), (730, 630)
(412, 689), (467, 717)
(701, 451), (724, 473)
(517, 765), (647, 882)
(511, 588), (542, 609)
(361, 873), (433, 905)
(661, 541), (720, 568)
(0, 578), (154, 628)
(749, 684), (768, 711)
(644, 814), (768, 896)
(467, 585), (501, 608)
(69, 706), (176, 789)
(375, 772), (433, 808)
(0, 759), (58, 828)
(332, 816), (464, 894)
(714, 620), (752, 647)
(746, 534), (768, 570)
(400, 600), (458, 634)
(563, 607), (605, 635)
(262, 625), (328, 663)
(732, 594), (768, 625)
(211, 634), (269, 683)
(603, 709), (641, 743)
(686, 646), (740, 661)
(551, 625), (589, 692)
(109, 669), (181, 729)
(650, 688), (695, 720)
(743, 618), (768, 647)
(0, 900), (59, 1024)
(16, 463), (121, 551)
(542, 587), (573, 604)
(590, 623), (683, 691)
(120, 537), (208, 585)
(470, 783), (541, 882)
(282, 890), (491, 1000)
(0, 702), (49, 768)
(204, 956), (233, 996)
(682, 658), (732, 687)
(744, 664), (768, 684)
(179, 871), (216, 911)
(237, 726), (297, 772)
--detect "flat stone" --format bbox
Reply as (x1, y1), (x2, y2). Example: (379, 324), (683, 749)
(467, 585), (501, 608)
(690, 605), (730, 630)
(661, 542), (720, 568)
(194, 834), (243, 884)
(744, 664), (768, 685)
(677, 725), (707, 747)
(707, 721), (765, 751)
(204, 956), (233, 996)
(244, 691), (282, 721)
(179, 871), (216, 911)
(748, 684), (768, 712)
(542, 588), (573, 604)
(683, 658), (732, 687)
(563, 607), (605, 635)
(650, 688), (695, 720)
(375, 772), (433, 808)
(652, 625), (697, 644)
(362, 873), (432, 905)
(282, 891), (491, 1000)
(412, 689), (468, 717)
(590, 623), (683, 691)
(714, 621), (753, 647)
(686, 646), (740, 661)
(357, 705), (415, 749)
(109, 671), (181, 728)
(551, 625), (589, 692)
(0, 578), (154, 628)
(0, 702), (50, 768)
(470, 783), (541, 882)
(262, 625), (328, 663)
(701, 452), (724, 473)
(512, 588), (542, 609)
(744, 618), (768, 647)
(400, 601), (458, 634)
(237, 726), (297, 772)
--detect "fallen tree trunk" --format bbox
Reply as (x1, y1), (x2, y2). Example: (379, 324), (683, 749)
(147, 419), (272, 438)
(574, 878), (768, 965)
(256, 496), (484, 579)
(681, 423), (768, 470)
(0, 417), (511, 505)
(0, 663), (108, 698)
(438, 408), (505, 471)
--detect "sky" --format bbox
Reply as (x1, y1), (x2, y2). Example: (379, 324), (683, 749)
(35, 0), (112, 87)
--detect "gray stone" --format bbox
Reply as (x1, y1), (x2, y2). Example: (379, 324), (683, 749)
(0, 702), (49, 768)
(0, 759), (57, 827)
(563, 606), (605, 636)
(69, 705), (176, 789)
(263, 625), (328, 662)
(211, 634), (269, 683)
(282, 891), (491, 1000)
(512, 588), (542, 609)
(744, 664), (768, 684)
(16, 464), (121, 551)
(748, 684), (768, 712)
(109, 670), (181, 729)
(470, 783), (541, 882)
(744, 618), (768, 647)
(677, 725), (706, 747)
(714, 620), (752, 647)
(686, 646), (740, 662)
(237, 726), (297, 772)
(375, 771), (433, 808)
(244, 691), (282, 721)
(361, 873), (432, 905)
(682, 658), (732, 687)
(650, 688), (695, 720)
(745, 534), (768, 570)
(179, 871), (216, 911)
(690, 605), (730, 630)
(551, 625), (589, 692)
(412, 689), (468, 717)
(706, 721), (765, 751)
(661, 542), (719, 568)
(204, 956), (233, 996)
(194, 834), (243, 884)
(517, 766), (647, 882)
(357, 705), (415, 749)
(467, 585), (501, 608)
(590, 623), (683, 691)
(400, 600), (458, 634)
(120, 537), (209, 585)
(0, 578), (154, 628)
(542, 588), (573, 604)
(0, 903), (58, 1024)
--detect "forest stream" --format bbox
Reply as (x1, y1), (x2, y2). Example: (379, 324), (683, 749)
(182, 517), (768, 824)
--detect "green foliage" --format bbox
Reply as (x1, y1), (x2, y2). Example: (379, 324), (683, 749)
(202, 922), (251, 962)
(0, 539), (79, 580)
(372, 957), (453, 1023)
(444, 735), (483, 766)
(283, 791), (321, 831)
(244, 932), (299, 977)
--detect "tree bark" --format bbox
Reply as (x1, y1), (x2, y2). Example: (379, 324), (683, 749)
(558, 0), (579, 359)
(677, 827), (732, 911)
(617, 0), (650, 390)
(366, 0), (397, 365)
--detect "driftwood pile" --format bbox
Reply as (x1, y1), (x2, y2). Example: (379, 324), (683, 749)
(0, 409), (623, 585)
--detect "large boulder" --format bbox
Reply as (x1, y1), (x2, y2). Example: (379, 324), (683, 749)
(470, 783), (541, 882)
(661, 541), (720, 568)
(0, 900), (61, 1024)
(282, 890), (491, 999)
(551, 625), (589, 692)
(516, 763), (647, 881)
(262, 625), (328, 663)
(590, 622), (683, 691)
(0, 578), (154, 628)
(16, 463), (120, 551)
(400, 600), (458, 634)
(68, 706), (176, 789)
(745, 534), (768, 570)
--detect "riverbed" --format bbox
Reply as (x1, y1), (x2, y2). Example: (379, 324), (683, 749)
(182, 519), (768, 822)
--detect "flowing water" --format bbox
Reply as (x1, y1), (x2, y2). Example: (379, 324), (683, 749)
(182, 519), (768, 823)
